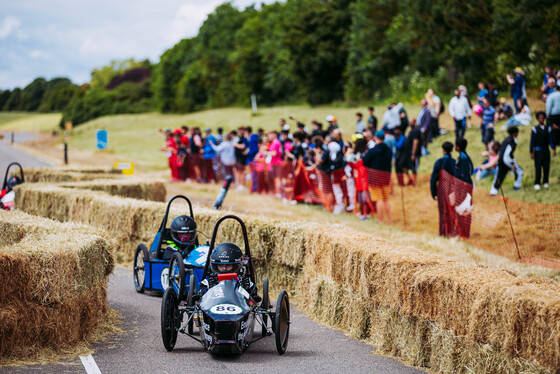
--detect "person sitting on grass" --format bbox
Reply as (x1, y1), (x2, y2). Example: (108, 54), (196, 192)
(475, 140), (501, 180)
(490, 126), (523, 196)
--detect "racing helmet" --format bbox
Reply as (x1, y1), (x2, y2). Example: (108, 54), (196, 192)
(6, 176), (22, 191)
(210, 242), (243, 274)
(170, 215), (197, 247)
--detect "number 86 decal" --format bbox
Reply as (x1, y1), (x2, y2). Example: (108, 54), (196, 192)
(210, 304), (243, 314)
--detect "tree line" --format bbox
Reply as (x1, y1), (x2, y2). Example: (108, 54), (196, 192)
(1, 0), (559, 127)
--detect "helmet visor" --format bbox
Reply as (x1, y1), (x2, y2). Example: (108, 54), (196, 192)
(211, 262), (242, 274)
(177, 232), (193, 243)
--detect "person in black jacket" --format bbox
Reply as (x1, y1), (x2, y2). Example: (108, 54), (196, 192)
(530, 111), (556, 190)
(430, 142), (456, 237)
(363, 131), (392, 223)
(490, 126), (523, 195)
(454, 138), (474, 238)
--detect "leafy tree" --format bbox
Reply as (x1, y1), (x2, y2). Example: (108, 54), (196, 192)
(21, 77), (47, 111)
(3, 88), (23, 111)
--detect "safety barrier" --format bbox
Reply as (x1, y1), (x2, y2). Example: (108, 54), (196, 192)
(0, 210), (113, 360)
(13, 178), (560, 372)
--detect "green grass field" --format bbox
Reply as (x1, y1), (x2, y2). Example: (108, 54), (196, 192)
(0, 112), (61, 132)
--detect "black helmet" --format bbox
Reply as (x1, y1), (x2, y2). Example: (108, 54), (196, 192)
(6, 176), (22, 191)
(170, 215), (197, 247)
(210, 242), (243, 274)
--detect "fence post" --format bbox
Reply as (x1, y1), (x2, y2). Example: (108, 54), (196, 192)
(500, 187), (521, 260)
(11, 132), (14, 144)
(64, 143), (68, 165)
(400, 185), (406, 229)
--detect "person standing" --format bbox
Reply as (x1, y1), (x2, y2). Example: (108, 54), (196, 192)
(546, 77), (560, 146)
(480, 97), (497, 151)
(367, 106), (378, 132)
(210, 132), (236, 179)
(430, 142), (456, 237)
(490, 126), (523, 195)
(405, 119), (422, 186)
(426, 88), (442, 140)
(507, 67), (527, 113)
(265, 131), (283, 198)
(202, 128), (217, 183)
(417, 99), (432, 155)
(449, 89), (471, 139)
(530, 111), (556, 190)
(363, 131), (392, 223)
(393, 127), (408, 186)
(355, 112), (366, 134)
(454, 138), (474, 238)
(233, 127), (248, 189)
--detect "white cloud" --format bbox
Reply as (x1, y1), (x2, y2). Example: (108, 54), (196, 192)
(0, 16), (21, 40)
(28, 49), (48, 59)
(164, 1), (221, 45)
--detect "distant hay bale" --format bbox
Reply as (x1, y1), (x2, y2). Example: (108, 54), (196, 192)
(13, 182), (560, 372)
(0, 210), (113, 359)
(59, 179), (167, 202)
(21, 168), (122, 183)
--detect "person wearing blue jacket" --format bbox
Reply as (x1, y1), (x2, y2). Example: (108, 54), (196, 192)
(430, 141), (456, 237)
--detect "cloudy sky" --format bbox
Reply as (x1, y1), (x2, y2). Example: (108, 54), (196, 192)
(0, 0), (274, 90)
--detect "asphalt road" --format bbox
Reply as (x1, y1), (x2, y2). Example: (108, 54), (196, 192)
(2, 268), (424, 374)
(0, 131), (52, 173)
(1, 144), (423, 374)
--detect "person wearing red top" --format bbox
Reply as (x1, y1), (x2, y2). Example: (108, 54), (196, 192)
(161, 130), (179, 181)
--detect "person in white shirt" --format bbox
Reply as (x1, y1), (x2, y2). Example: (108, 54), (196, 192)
(449, 89), (472, 139)
(382, 103), (402, 131)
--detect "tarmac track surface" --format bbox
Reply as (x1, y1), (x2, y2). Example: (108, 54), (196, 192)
(0, 131), (52, 172)
(1, 142), (423, 374)
(2, 268), (424, 374)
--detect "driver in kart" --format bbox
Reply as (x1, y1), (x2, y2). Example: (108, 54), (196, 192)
(201, 242), (258, 298)
(163, 215), (198, 259)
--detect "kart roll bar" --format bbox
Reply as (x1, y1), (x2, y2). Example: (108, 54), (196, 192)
(157, 195), (194, 232)
(2, 162), (24, 191)
(202, 215), (255, 284)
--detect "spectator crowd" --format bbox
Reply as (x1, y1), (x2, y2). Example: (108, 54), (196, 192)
(160, 66), (560, 237)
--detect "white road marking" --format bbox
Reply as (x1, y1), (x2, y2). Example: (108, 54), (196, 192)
(80, 354), (102, 374)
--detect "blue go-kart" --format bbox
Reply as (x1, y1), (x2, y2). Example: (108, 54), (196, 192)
(133, 195), (209, 296)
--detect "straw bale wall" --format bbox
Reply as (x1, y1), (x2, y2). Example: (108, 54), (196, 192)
(0, 210), (113, 359)
(14, 183), (560, 372)
(59, 179), (166, 202)
(21, 168), (122, 183)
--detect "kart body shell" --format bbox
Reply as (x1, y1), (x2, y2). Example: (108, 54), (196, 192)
(133, 195), (208, 295)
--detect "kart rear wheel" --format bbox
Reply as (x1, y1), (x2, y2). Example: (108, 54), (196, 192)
(133, 244), (148, 293)
(169, 252), (185, 302)
(261, 277), (269, 337)
(161, 287), (179, 351)
(187, 273), (195, 334)
(274, 290), (290, 355)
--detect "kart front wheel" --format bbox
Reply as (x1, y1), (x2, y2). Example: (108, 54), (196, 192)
(261, 277), (269, 337)
(169, 252), (185, 302)
(161, 287), (179, 351)
(133, 244), (148, 293)
(187, 273), (195, 334)
(274, 290), (290, 355)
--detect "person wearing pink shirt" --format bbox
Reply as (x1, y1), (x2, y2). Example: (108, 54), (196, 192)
(265, 131), (283, 197)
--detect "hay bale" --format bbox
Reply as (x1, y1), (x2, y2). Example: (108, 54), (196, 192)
(59, 179), (167, 202)
(21, 168), (122, 183)
(13, 182), (560, 372)
(0, 210), (113, 359)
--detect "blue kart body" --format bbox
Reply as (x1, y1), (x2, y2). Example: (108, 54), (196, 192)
(133, 195), (209, 295)
(143, 236), (209, 292)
